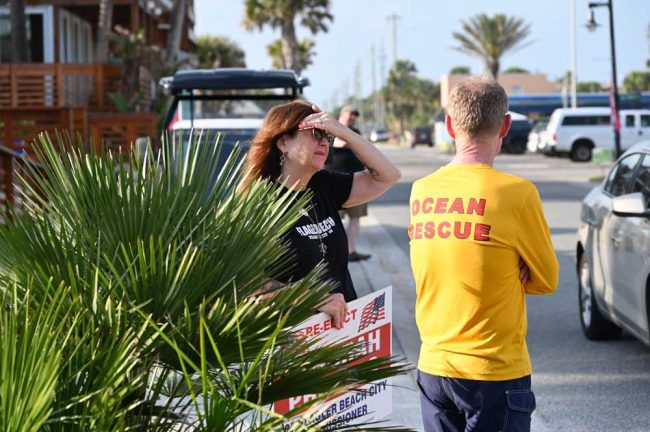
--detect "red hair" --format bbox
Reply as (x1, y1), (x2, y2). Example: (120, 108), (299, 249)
(242, 100), (315, 186)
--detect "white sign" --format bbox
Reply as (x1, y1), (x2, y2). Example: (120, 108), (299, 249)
(273, 287), (393, 430)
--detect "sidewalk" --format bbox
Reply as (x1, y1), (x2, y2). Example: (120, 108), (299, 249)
(348, 214), (422, 430)
(348, 215), (549, 431)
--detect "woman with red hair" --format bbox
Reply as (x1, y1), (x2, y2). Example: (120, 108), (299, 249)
(244, 100), (400, 328)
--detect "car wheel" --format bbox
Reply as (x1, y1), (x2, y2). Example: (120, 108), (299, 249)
(570, 142), (592, 162)
(578, 255), (622, 340)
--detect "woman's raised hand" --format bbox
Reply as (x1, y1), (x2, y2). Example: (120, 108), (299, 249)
(298, 104), (346, 137)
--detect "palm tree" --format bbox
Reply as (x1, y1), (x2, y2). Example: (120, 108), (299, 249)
(96, 0), (114, 63)
(0, 133), (412, 430)
(196, 35), (246, 69)
(9, 0), (29, 62)
(267, 38), (315, 74)
(385, 60), (418, 134)
(243, 0), (332, 74)
(452, 13), (531, 79)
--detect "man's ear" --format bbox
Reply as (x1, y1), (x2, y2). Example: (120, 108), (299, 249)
(445, 114), (456, 139)
(499, 114), (512, 139)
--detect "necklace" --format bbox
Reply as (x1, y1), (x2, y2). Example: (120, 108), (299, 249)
(298, 201), (328, 260)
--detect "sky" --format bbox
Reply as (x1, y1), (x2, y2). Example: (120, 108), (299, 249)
(194, 0), (650, 110)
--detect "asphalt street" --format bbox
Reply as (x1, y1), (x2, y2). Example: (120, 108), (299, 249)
(367, 146), (650, 432)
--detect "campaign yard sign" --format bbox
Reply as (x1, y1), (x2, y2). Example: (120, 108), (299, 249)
(273, 287), (393, 430)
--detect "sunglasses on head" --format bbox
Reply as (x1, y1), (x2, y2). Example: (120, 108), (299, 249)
(302, 127), (335, 146)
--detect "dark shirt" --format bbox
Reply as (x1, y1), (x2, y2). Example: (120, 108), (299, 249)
(275, 170), (357, 302)
(326, 126), (364, 174)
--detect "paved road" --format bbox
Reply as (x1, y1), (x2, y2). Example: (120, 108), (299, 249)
(368, 146), (650, 432)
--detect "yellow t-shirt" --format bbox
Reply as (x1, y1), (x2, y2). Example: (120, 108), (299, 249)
(409, 164), (559, 381)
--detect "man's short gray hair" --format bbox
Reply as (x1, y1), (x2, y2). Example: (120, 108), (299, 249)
(447, 76), (509, 138)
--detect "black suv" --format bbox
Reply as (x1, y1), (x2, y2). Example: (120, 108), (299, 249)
(410, 126), (434, 147)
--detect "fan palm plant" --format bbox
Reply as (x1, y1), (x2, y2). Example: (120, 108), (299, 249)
(0, 132), (411, 431)
(451, 13), (531, 79)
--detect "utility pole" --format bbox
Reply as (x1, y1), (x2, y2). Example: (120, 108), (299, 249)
(387, 14), (400, 67)
(570, 0), (578, 107)
(354, 59), (363, 131)
(371, 45), (379, 129)
(378, 39), (387, 128)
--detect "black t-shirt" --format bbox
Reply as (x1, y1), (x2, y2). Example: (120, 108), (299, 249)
(325, 126), (364, 173)
(275, 170), (357, 302)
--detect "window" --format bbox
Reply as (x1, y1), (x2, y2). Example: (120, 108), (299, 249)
(58, 9), (92, 63)
(605, 154), (641, 197)
(625, 115), (636, 127)
(641, 115), (650, 128)
(631, 156), (650, 208)
(562, 115), (611, 126)
(0, 6), (53, 63)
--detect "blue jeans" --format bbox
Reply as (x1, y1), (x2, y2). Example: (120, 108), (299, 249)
(417, 370), (536, 432)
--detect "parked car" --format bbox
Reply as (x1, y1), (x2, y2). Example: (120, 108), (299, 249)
(409, 126), (433, 147)
(501, 111), (532, 154)
(544, 107), (650, 162)
(576, 140), (650, 344)
(526, 120), (549, 153)
(369, 128), (390, 143)
(160, 68), (309, 167)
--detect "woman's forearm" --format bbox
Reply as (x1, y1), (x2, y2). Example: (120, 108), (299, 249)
(337, 128), (401, 184)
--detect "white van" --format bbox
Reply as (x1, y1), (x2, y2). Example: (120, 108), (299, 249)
(543, 107), (650, 161)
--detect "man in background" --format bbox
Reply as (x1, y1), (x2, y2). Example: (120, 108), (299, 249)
(326, 105), (371, 262)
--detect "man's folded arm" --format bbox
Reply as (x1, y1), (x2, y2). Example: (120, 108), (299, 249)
(517, 186), (560, 295)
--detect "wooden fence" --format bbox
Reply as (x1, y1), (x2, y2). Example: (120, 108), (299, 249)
(0, 107), (158, 153)
(0, 107), (87, 153)
(0, 144), (44, 216)
(0, 108), (159, 212)
(89, 112), (158, 153)
(0, 63), (160, 211)
(0, 63), (154, 112)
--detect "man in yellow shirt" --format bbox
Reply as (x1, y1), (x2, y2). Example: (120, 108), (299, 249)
(410, 77), (559, 432)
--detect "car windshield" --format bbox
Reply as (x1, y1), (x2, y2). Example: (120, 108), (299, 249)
(178, 98), (289, 120)
(173, 128), (256, 148)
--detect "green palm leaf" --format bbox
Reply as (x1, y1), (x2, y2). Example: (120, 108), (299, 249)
(0, 130), (412, 430)
(452, 13), (531, 78)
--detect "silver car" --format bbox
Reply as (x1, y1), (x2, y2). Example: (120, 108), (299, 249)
(577, 141), (650, 344)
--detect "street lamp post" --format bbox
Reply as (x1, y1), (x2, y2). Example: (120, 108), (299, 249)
(586, 0), (621, 160)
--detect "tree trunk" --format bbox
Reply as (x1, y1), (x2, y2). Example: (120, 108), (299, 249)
(165, 0), (187, 62)
(10, 0), (30, 63)
(281, 18), (298, 73)
(488, 58), (500, 80)
(96, 0), (114, 63)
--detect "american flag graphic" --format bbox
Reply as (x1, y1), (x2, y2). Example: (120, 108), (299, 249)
(358, 293), (386, 332)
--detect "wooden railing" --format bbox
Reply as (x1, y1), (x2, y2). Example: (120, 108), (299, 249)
(0, 107), (88, 154)
(0, 64), (154, 112)
(89, 112), (158, 153)
(0, 64), (160, 211)
(0, 109), (159, 214)
(0, 107), (158, 153)
(0, 144), (44, 215)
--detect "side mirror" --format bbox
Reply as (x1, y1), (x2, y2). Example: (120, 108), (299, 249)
(612, 192), (649, 217)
